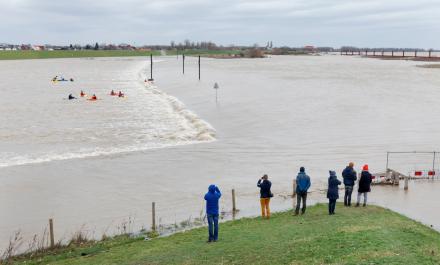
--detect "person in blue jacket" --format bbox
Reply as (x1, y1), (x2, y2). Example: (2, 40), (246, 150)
(204, 185), (221, 242)
(295, 167), (311, 215)
(327, 170), (342, 215)
(342, 162), (357, 206)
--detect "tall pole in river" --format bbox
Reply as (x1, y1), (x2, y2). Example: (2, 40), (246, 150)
(150, 53), (153, 81)
(183, 54), (185, 75)
(198, 55), (201, 80)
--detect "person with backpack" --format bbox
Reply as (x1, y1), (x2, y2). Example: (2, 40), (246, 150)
(204, 185), (221, 242)
(356, 165), (372, 207)
(257, 174), (272, 219)
(342, 162), (357, 206)
(295, 167), (311, 215)
(327, 170), (342, 215)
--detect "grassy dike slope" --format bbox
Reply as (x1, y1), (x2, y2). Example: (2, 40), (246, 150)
(0, 50), (163, 60)
(0, 50), (241, 60)
(17, 204), (440, 265)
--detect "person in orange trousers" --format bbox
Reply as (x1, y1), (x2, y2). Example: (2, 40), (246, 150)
(257, 174), (273, 218)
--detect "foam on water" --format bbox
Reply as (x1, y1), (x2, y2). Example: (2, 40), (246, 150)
(0, 58), (216, 168)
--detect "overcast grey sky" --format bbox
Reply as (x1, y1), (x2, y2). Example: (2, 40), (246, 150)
(1, 0), (439, 48)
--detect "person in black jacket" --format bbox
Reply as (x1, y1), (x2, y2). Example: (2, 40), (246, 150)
(327, 170), (341, 215)
(356, 164), (372, 207)
(342, 162), (357, 206)
(257, 174), (272, 219)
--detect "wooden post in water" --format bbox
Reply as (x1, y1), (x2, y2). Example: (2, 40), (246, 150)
(373, 50), (376, 56)
(404, 176), (409, 190)
(198, 55), (201, 80)
(182, 54), (185, 75)
(49, 218), (55, 248)
(403, 50), (405, 57)
(432, 152), (436, 180)
(391, 51), (394, 57)
(292, 179), (297, 197)
(232, 189), (237, 213)
(151, 202), (156, 232)
(415, 50), (418, 57)
(429, 50), (432, 57)
(292, 179), (297, 210)
(149, 54), (154, 81)
(382, 50), (384, 56)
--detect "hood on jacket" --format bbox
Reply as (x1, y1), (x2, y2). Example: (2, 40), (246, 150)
(329, 170), (336, 177)
(208, 185), (216, 193)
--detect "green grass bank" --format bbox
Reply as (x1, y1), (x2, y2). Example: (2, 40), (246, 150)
(12, 204), (440, 265)
(0, 49), (241, 60)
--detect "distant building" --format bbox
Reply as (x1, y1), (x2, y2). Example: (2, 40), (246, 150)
(21, 44), (31, 50)
(32, 45), (45, 51)
(118, 44), (135, 50)
(304, 45), (316, 52)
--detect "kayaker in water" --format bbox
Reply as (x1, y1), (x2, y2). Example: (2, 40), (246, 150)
(91, 94), (97, 100)
(118, 91), (124, 97)
(70, 78), (74, 82)
(68, 94), (76, 100)
(110, 90), (116, 96)
(80, 91), (86, 97)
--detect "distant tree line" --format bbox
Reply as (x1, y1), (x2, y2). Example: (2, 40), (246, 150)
(0, 41), (437, 53)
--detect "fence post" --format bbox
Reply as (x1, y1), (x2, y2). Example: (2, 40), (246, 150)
(49, 218), (55, 248)
(232, 189), (237, 212)
(152, 202), (156, 231)
(404, 176), (409, 190)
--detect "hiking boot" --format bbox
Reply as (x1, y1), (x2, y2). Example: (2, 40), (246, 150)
(363, 203), (366, 207)
(355, 203), (360, 207)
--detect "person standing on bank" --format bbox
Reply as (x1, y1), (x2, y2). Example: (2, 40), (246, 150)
(204, 185), (221, 242)
(342, 162), (357, 206)
(327, 170), (342, 215)
(257, 174), (273, 219)
(356, 165), (372, 207)
(295, 167), (311, 215)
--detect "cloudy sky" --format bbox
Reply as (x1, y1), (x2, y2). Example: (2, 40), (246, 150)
(1, 0), (439, 48)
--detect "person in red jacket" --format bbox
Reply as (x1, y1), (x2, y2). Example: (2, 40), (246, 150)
(356, 164), (372, 207)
